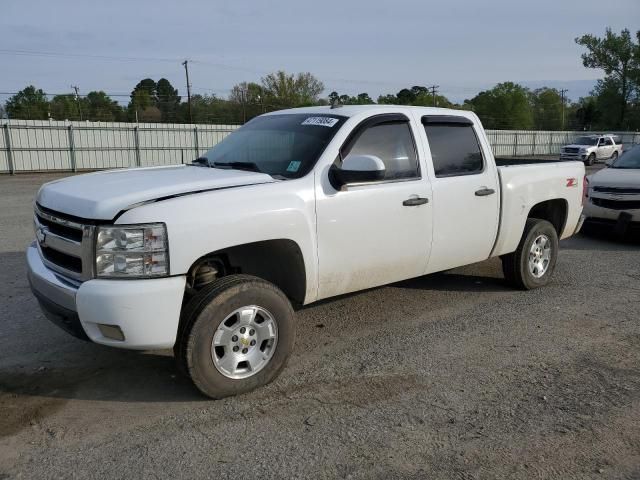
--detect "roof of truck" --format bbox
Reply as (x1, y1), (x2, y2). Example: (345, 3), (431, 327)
(267, 104), (478, 120)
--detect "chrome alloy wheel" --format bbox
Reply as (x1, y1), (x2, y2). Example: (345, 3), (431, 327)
(211, 305), (278, 379)
(528, 234), (551, 278)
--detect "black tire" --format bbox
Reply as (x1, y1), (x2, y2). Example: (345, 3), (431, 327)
(175, 274), (295, 399)
(611, 151), (618, 161)
(585, 153), (596, 166)
(501, 218), (559, 290)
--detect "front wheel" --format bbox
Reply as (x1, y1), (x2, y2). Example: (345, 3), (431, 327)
(501, 218), (559, 290)
(585, 153), (596, 166)
(175, 275), (296, 399)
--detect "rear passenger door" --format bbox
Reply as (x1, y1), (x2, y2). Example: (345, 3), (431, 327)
(419, 115), (500, 273)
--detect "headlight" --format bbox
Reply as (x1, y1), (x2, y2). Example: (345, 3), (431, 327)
(579, 148), (587, 153)
(95, 223), (169, 278)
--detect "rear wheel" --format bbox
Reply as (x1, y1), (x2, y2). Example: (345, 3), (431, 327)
(175, 275), (295, 399)
(611, 151), (618, 161)
(585, 153), (596, 166)
(501, 218), (559, 290)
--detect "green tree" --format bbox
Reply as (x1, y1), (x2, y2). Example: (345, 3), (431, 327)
(572, 96), (601, 130)
(156, 78), (180, 122)
(530, 88), (564, 130)
(229, 82), (264, 122)
(85, 91), (122, 121)
(5, 86), (50, 120)
(50, 94), (82, 120)
(465, 82), (533, 129)
(575, 28), (640, 128)
(128, 78), (158, 121)
(261, 71), (324, 107)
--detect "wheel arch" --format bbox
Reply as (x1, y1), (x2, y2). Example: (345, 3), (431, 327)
(527, 198), (568, 237)
(185, 239), (308, 306)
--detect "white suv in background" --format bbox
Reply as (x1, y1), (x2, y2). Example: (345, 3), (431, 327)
(560, 135), (623, 166)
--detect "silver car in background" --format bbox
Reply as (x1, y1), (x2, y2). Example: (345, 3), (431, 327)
(584, 144), (640, 235)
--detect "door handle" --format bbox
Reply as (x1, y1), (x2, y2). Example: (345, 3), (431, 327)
(475, 188), (495, 197)
(403, 197), (429, 206)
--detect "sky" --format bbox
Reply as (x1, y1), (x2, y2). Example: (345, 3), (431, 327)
(1, 0), (638, 105)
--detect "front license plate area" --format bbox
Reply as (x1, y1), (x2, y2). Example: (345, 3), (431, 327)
(614, 212), (632, 235)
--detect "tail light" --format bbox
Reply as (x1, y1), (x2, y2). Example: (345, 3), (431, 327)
(582, 176), (588, 206)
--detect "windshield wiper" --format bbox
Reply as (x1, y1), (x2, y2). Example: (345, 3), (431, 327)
(212, 161), (262, 173)
(189, 157), (210, 167)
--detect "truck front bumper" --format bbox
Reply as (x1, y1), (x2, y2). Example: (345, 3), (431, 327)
(560, 153), (587, 162)
(27, 242), (186, 350)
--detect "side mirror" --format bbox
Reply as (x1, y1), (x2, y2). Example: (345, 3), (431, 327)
(329, 154), (386, 188)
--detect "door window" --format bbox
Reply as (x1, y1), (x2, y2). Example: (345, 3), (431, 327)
(342, 122), (419, 180)
(423, 122), (484, 177)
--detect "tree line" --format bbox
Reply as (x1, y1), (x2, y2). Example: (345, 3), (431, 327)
(3, 28), (639, 130)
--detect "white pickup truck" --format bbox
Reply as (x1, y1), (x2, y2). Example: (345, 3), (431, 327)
(28, 106), (585, 398)
(560, 134), (623, 166)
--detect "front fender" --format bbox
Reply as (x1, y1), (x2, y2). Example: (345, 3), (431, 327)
(116, 176), (319, 303)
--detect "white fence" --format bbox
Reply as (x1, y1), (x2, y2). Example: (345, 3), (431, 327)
(486, 130), (640, 157)
(1, 119), (639, 174)
(0, 120), (238, 173)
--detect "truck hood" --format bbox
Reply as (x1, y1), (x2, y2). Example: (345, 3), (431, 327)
(588, 167), (640, 188)
(37, 165), (276, 220)
(563, 144), (593, 150)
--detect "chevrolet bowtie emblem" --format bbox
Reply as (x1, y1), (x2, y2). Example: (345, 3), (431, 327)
(36, 226), (48, 246)
(240, 337), (250, 346)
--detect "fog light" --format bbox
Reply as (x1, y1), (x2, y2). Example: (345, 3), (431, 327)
(97, 324), (125, 341)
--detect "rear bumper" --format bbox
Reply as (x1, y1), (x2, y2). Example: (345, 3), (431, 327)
(27, 242), (186, 350)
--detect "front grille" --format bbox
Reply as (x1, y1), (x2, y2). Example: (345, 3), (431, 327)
(41, 246), (82, 272)
(564, 147), (580, 154)
(591, 198), (640, 210)
(34, 205), (95, 281)
(593, 186), (640, 195)
(36, 213), (84, 242)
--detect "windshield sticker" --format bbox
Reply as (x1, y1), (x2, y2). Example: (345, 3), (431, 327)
(286, 161), (301, 173)
(301, 117), (339, 127)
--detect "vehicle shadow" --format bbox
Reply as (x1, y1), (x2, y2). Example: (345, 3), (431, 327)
(562, 229), (640, 252)
(393, 270), (510, 293)
(0, 251), (205, 404)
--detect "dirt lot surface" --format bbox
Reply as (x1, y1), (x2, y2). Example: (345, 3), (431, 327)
(1, 171), (639, 480)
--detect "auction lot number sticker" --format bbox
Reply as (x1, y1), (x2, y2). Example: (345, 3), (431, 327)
(301, 117), (340, 127)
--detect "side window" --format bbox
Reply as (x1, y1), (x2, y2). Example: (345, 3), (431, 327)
(423, 122), (484, 177)
(604, 138), (613, 146)
(342, 122), (419, 180)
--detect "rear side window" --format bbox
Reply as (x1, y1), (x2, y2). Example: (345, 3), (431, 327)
(423, 123), (484, 177)
(342, 122), (419, 180)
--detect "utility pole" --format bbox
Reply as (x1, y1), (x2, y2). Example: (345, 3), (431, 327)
(71, 85), (83, 121)
(428, 85), (440, 107)
(559, 88), (568, 130)
(182, 60), (193, 123)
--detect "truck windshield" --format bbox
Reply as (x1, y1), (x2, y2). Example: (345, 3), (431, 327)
(199, 113), (347, 179)
(611, 146), (640, 169)
(574, 136), (598, 145)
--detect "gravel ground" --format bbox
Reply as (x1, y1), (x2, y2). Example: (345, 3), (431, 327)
(0, 171), (639, 480)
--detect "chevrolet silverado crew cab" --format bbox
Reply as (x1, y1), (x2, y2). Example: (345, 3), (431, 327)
(28, 106), (586, 398)
(560, 134), (623, 166)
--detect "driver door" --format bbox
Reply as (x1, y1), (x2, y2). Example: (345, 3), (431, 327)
(315, 114), (432, 300)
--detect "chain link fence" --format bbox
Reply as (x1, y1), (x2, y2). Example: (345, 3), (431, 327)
(1, 119), (639, 174)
